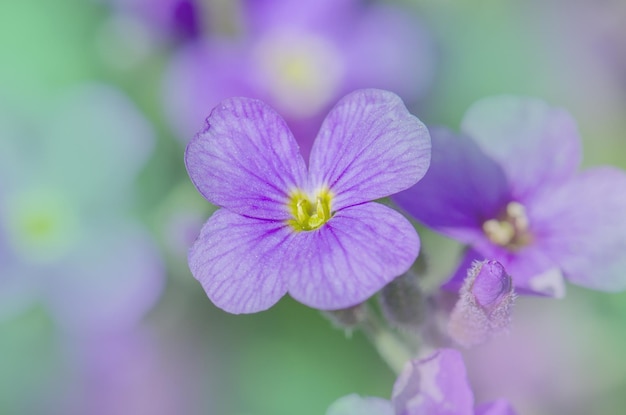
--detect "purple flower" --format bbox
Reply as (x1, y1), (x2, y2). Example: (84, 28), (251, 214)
(448, 260), (516, 347)
(185, 89), (430, 314)
(68, 328), (206, 415)
(326, 348), (517, 415)
(104, 0), (201, 40)
(0, 84), (164, 333)
(164, 0), (434, 158)
(393, 96), (626, 296)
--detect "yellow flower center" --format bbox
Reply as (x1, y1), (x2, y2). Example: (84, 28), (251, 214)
(253, 32), (344, 118)
(482, 201), (532, 251)
(287, 189), (333, 232)
(5, 188), (79, 262)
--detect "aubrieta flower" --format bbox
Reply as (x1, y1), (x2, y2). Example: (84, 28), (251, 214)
(394, 96), (626, 297)
(326, 348), (518, 415)
(186, 89), (430, 314)
(165, 0), (434, 157)
(0, 84), (164, 332)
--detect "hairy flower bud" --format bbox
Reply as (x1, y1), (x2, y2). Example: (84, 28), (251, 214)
(448, 260), (515, 347)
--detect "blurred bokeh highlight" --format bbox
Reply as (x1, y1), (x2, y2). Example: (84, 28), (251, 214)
(1, 0), (625, 414)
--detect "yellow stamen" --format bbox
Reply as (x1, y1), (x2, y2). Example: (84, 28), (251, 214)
(482, 201), (532, 251)
(287, 189), (333, 232)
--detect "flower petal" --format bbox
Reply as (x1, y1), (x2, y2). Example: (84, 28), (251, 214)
(163, 39), (257, 142)
(244, 0), (359, 34)
(185, 97), (308, 220)
(325, 394), (394, 415)
(188, 209), (291, 314)
(461, 96), (581, 200)
(340, 5), (435, 104)
(308, 89), (430, 210)
(475, 399), (519, 415)
(44, 224), (165, 333)
(529, 167), (626, 291)
(0, 261), (38, 322)
(393, 127), (510, 243)
(286, 202), (419, 310)
(392, 348), (474, 415)
(43, 83), (155, 206)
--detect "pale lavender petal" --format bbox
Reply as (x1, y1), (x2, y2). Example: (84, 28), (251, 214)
(340, 5), (435, 104)
(460, 96), (581, 200)
(0, 258), (38, 322)
(392, 349), (474, 415)
(393, 128), (510, 244)
(43, 83), (155, 205)
(65, 328), (204, 415)
(185, 97), (307, 220)
(188, 209), (290, 314)
(163, 39), (257, 142)
(44, 224), (165, 333)
(529, 167), (626, 291)
(309, 89), (430, 210)
(475, 399), (518, 415)
(243, 0), (359, 34)
(286, 202), (419, 310)
(326, 394), (394, 415)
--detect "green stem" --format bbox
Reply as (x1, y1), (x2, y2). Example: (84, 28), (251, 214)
(360, 305), (414, 375)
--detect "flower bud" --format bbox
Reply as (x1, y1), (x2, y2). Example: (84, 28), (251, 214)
(378, 271), (426, 331)
(448, 260), (515, 347)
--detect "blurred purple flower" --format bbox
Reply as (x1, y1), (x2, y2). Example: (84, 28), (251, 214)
(164, 0), (435, 158)
(185, 89), (430, 314)
(66, 327), (209, 415)
(326, 348), (517, 415)
(394, 96), (626, 297)
(0, 84), (164, 334)
(104, 0), (201, 40)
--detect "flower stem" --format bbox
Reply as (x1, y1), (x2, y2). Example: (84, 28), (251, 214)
(360, 304), (414, 375)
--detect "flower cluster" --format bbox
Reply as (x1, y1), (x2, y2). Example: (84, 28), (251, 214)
(186, 86), (626, 413)
(8, 0), (626, 413)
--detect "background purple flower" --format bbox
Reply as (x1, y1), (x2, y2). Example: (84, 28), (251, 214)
(185, 89), (430, 314)
(393, 96), (626, 297)
(0, 84), (165, 333)
(326, 348), (518, 415)
(163, 0), (434, 158)
(101, 0), (201, 41)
